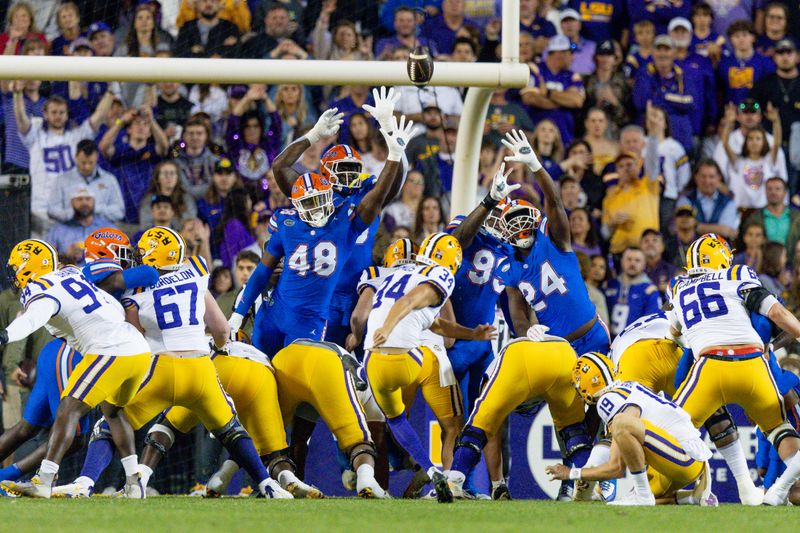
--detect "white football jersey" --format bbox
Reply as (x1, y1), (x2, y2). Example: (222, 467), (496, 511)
(364, 263), (455, 350)
(668, 266), (764, 355)
(19, 266), (149, 357)
(597, 381), (712, 462)
(609, 312), (670, 365)
(121, 257), (210, 355)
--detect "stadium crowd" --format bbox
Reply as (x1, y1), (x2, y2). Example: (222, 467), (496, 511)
(1, 0), (800, 495)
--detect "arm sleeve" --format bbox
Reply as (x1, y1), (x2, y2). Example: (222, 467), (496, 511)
(5, 298), (59, 343)
(742, 286), (778, 316)
(233, 261), (274, 316)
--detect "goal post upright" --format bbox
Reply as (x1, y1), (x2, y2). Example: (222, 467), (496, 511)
(451, 0), (522, 217)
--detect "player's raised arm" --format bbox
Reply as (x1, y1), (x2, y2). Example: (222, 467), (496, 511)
(503, 130), (571, 251)
(271, 108), (345, 196)
(362, 87), (407, 205)
(451, 163), (519, 249)
(356, 115), (414, 225)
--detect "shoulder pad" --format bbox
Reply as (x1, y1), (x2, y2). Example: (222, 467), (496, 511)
(187, 255), (209, 277)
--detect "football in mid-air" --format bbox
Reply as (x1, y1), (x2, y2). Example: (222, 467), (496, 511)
(407, 46), (434, 86)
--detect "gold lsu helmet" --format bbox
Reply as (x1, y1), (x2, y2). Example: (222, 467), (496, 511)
(573, 352), (616, 405)
(138, 226), (186, 270)
(417, 232), (463, 275)
(7, 239), (58, 289)
(685, 233), (733, 276)
(383, 238), (419, 268)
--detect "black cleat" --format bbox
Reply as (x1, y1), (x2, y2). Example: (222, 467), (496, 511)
(432, 472), (453, 503)
(492, 482), (512, 500)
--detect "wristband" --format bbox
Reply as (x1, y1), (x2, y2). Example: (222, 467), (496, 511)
(115, 118), (125, 128)
(569, 467), (582, 481)
(480, 194), (499, 211)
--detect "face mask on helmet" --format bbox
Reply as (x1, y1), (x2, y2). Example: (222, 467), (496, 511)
(483, 204), (507, 240)
(502, 208), (540, 249)
(293, 189), (334, 227)
(327, 160), (364, 192)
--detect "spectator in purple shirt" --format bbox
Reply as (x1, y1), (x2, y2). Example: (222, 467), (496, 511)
(214, 187), (257, 268)
(98, 105), (170, 224)
(50, 2), (81, 56)
(557, 9), (596, 76)
(330, 85), (374, 145)
(375, 7), (438, 59)
(520, 35), (586, 145)
(422, 0), (479, 56)
(520, 0), (556, 57)
(226, 84), (282, 200)
(197, 157), (243, 233)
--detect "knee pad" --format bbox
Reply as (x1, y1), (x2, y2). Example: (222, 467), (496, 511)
(348, 442), (377, 469)
(767, 422), (800, 449)
(558, 422), (592, 463)
(89, 418), (112, 444)
(214, 417), (251, 448)
(144, 414), (176, 457)
(455, 426), (488, 455)
(703, 406), (738, 445)
(263, 448), (296, 478)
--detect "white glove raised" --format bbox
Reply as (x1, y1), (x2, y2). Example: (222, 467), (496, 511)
(228, 312), (244, 340)
(305, 108), (345, 144)
(380, 115), (415, 162)
(502, 130), (542, 172)
(489, 162), (521, 201)
(362, 86), (400, 132)
(526, 324), (550, 342)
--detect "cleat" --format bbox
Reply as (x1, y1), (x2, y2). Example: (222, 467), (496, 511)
(763, 484), (789, 506)
(572, 480), (595, 501)
(608, 490), (656, 506)
(737, 479), (764, 506)
(403, 467), (430, 499)
(52, 482), (94, 498)
(341, 470), (357, 491)
(1, 476), (52, 498)
(123, 474), (145, 499)
(431, 470), (453, 503)
(0, 485), (19, 498)
(260, 478), (294, 499)
(358, 478), (388, 499)
(557, 480), (573, 501)
(599, 480), (617, 502)
(206, 471), (229, 497)
(237, 486), (253, 497)
(447, 471), (465, 499)
(491, 482), (512, 500)
(286, 480), (325, 499)
(188, 483), (207, 497)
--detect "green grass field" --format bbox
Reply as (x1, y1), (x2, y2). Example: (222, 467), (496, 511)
(1, 498), (797, 533)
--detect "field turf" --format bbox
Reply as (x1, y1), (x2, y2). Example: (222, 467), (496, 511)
(2, 498), (797, 532)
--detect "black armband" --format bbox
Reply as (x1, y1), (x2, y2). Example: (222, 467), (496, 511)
(742, 287), (773, 315)
(480, 194), (499, 211)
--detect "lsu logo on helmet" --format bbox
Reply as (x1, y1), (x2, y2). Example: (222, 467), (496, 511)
(85, 227), (134, 268)
(320, 144), (364, 193)
(138, 226), (186, 270)
(572, 352), (615, 404)
(383, 238), (418, 268)
(417, 232), (462, 275)
(7, 239), (58, 289)
(291, 172), (335, 227)
(685, 234), (733, 275)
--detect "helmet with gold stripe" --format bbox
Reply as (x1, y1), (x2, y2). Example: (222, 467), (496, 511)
(573, 352), (616, 405)
(417, 232), (462, 275)
(383, 238), (418, 268)
(7, 239), (58, 289)
(685, 233), (733, 275)
(138, 226), (186, 271)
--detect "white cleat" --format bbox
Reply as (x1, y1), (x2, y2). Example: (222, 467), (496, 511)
(0, 475), (53, 498)
(341, 470), (357, 491)
(260, 478), (294, 499)
(607, 490), (656, 506)
(206, 472), (229, 498)
(447, 471), (466, 499)
(762, 484), (789, 506)
(285, 479), (324, 499)
(357, 477), (388, 499)
(52, 481), (94, 498)
(113, 474), (146, 499)
(738, 482), (764, 506)
(572, 480), (596, 501)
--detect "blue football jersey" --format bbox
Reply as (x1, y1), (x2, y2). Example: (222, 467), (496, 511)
(445, 216), (513, 328)
(328, 175), (380, 322)
(266, 202), (369, 320)
(504, 217), (597, 337)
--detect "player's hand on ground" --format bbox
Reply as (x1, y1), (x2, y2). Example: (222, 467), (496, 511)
(306, 108), (345, 144)
(526, 324), (550, 342)
(545, 463), (570, 481)
(381, 115), (414, 161)
(372, 328), (389, 348)
(472, 324), (498, 341)
(502, 130), (542, 172)
(362, 87), (400, 131)
(489, 162), (521, 201)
